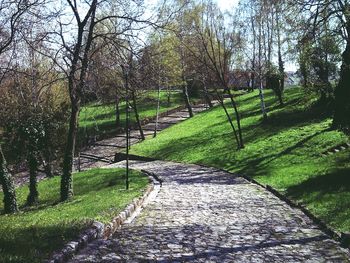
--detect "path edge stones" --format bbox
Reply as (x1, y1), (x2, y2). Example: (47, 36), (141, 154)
(46, 171), (161, 263)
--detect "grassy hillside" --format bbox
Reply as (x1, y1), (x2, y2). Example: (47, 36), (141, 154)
(78, 90), (196, 144)
(0, 168), (148, 263)
(131, 87), (350, 233)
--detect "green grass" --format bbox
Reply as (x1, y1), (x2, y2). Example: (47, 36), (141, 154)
(78, 90), (197, 145)
(0, 168), (148, 263)
(131, 87), (350, 233)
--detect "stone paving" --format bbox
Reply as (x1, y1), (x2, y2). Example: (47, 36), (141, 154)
(69, 160), (350, 262)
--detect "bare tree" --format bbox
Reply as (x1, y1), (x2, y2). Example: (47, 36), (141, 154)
(190, 1), (244, 148)
(42, 0), (168, 201)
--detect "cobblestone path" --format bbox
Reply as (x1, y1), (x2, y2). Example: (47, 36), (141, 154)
(70, 161), (350, 262)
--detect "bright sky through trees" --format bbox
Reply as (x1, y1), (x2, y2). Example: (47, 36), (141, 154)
(214, 0), (239, 11)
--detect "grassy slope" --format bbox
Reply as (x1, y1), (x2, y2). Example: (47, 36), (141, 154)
(79, 91), (194, 142)
(131, 87), (350, 233)
(0, 168), (148, 263)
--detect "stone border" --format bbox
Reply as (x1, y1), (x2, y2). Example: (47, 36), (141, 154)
(321, 142), (350, 157)
(47, 171), (161, 263)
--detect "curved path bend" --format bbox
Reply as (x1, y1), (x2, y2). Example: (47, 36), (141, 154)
(70, 160), (350, 262)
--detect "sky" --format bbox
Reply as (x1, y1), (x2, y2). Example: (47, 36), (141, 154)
(214, 0), (239, 11)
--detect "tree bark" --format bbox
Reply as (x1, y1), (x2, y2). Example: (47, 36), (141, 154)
(258, 81), (268, 121)
(0, 145), (18, 214)
(215, 90), (240, 149)
(26, 152), (39, 206)
(154, 84), (161, 138)
(115, 95), (120, 128)
(224, 88), (244, 148)
(131, 90), (145, 140)
(276, 6), (284, 106)
(166, 83), (171, 106)
(60, 0), (97, 201)
(182, 83), (193, 117)
(61, 97), (80, 201)
(202, 82), (213, 108)
(258, 6), (268, 120)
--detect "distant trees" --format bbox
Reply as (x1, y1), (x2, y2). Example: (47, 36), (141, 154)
(233, 0), (350, 132)
(144, 0), (246, 148)
(290, 0), (349, 130)
(234, 0), (290, 118)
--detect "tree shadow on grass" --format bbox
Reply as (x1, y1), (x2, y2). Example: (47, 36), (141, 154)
(154, 118), (329, 183)
(287, 166), (350, 195)
(229, 128), (329, 179)
(240, 97), (301, 120)
(0, 223), (84, 263)
(285, 165), (350, 230)
(263, 97), (332, 127)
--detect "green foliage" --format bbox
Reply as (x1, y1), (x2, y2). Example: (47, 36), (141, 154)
(131, 87), (350, 233)
(0, 168), (148, 263)
(0, 74), (69, 168)
(297, 30), (341, 99)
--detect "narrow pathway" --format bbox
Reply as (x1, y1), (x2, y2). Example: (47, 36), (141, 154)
(70, 160), (350, 262)
(74, 103), (212, 170)
(6, 103), (212, 189)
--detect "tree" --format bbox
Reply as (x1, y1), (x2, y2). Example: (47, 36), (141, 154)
(0, 0), (43, 213)
(57, 0), (98, 201)
(292, 0), (350, 131)
(0, 146), (18, 213)
(189, 1), (244, 149)
(46, 0), (165, 201)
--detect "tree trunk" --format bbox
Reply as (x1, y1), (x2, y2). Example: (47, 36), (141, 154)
(215, 90), (240, 149)
(42, 136), (53, 178)
(131, 90), (145, 140)
(26, 152), (39, 206)
(182, 84), (193, 117)
(166, 79), (171, 107)
(224, 88), (244, 148)
(333, 37), (350, 130)
(115, 95), (120, 128)
(276, 8), (284, 106)
(154, 84), (161, 138)
(60, 0), (96, 202)
(277, 88), (284, 106)
(258, 81), (268, 121)
(0, 145), (18, 214)
(251, 9), (257, 93)
(61, 97), (80, 201)
(202, 82), (213, 108)
(258, 8), (268, 121)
